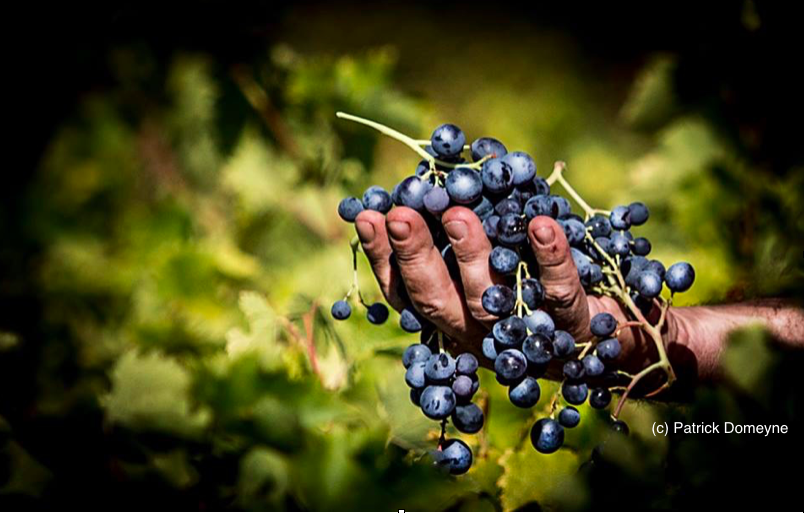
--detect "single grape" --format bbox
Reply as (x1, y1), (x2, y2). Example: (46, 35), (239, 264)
(402, 344), (432, 368)
(523, 310), (555, 339)
(558, 406), (581, 428)
(589, 387), (612, 409)
(441, 244), (460, 280)
(481, 284), (516, 316)
(501, 151), (536, 186)
(482, 334), (498, 361)
(414, 159), (429, 177)
(571, 248), (593, 282)
(552, 330), (576, 357)
(646, 259), (666, 280)
(508, 376), (541, 408)
(665, 262), (695, 293)
(494, 197), (522, 217)
(562, 381), (589, 405)
(609, 205), (631, 230)
(438, 439), (473, 475)
(431, 124), (466, 158)
(420, 385), (457, 420)
(596, 338), (621, 361)
(362, 185), (392, 213)
(331, 300), (351, 320)
(636, 270), (663, 298)
(590, 312), (617, 337)
(451, 403), (484, 434)
(394, 176), (433, 211)
(445, 167), (483, 204)
(563, 360), (585, 380)
(622, 256), (649, 287)
(494, 349), (528, 382)
(523, 195), (551, 219)
(532, 176), (550, 196)
(489, 246), (520, 275)
(628, 202), (650, 225)
(632, 237), (652, 256)
(560, 218), (586, 247)
(582, 354), (605, 377)
(608, 233), (631, 257)
(405, 361), (427, 389)
(423, 186), (450, 215)
(337, 197), (364, 222)
(456, 353), (479, 375)
(586, 214), (612, 238)
(547, 195), (572, 218)
(522, 333), (553, 365)
(531, 418), (565, 454)
(481, 157), (514, 194)
(471, 195), (495, 220)
(493, 316), (528, 348)
(399, 307), (424, 333)
(425, 353), (456, 383)
(611, 420), (630, 435)
(590, 237), (610, 259)
(521, 278), (545, 310)
(452, 375), (476, 401)
(497, 213), (527, 246)
(367, 303), (389, 324)
(471, 137), (508, 161)
(483, 215), (500, 241)
(585, 264), (604, 286)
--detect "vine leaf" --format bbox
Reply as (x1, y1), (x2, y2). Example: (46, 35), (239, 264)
(497, 445), (585, 511)
(225, 291), (283, 369)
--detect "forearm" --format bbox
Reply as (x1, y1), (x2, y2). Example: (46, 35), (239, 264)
(666, 299), (804, 382)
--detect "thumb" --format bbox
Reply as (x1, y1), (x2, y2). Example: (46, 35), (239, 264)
(527, 216), (591, 339)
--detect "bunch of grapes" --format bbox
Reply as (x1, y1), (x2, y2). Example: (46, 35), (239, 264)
(330, 113), (695, 474)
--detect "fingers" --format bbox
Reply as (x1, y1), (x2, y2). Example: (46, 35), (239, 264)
(385, 207), (487, 341)
(355, 210), (405, 311)
(527, 216), (591, 339)
(442, 207), (498, 324)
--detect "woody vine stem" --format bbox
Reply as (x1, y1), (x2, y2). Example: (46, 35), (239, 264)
(335, 112), (676, 419)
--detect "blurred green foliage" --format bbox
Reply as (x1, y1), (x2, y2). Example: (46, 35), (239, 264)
(1, 3), (803, 509)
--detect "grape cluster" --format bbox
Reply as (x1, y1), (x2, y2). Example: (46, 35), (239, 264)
(330, 113), (695, 473)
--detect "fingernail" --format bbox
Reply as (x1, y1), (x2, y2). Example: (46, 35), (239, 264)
(444, 220), (468, 241)
(535, 226), (556, 246)
(387, 221), (411, 240)
(355, 220), (375, 243)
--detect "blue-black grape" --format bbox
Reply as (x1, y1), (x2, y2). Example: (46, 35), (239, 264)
(524, 310), (555, 338)
(560, 218), (586, 247)
(410, 388), (421, 406)
(552, 330), (576, 357)
(646, 259), (666, 280)
(582, 354), (605, 377)
(611, 420), (630, 435)
(497, 213), (527, 246)
(609, 205), (631, 230)
(558, 406), (581, 428)
(590, 312), (617, 337)
(367, 303), (389, 324)
(622, 256), (649, 287)
(531, 418), (564, 454)
(632, 237), (652, 256)
(331, 300), (351, 320)
(562, 381), (589, 405)
(608, 233), (631, 256)
(482, 333), (498, 361)
(445, 167), (483, 204)
(451, 403), (484, 434)
(483, 215), (500, 241)
(636, 271), (663, 298)
(362, 185), (392, 213)
(501, 151), (536, 186)
(563, 360), (585, 380)
(405, 361), (427, 389)
(337, 197), (364, 222)
(489, 246), (520, 275)
(452, 375), (476, 401)
(665, 262), (695, 293)
(492, 316), (528, 348)
(523, 195), (551, 219)
(586, 264), (603, 286)
(471, 195), (494, 220)
(394, 176), (432, 211)
(586, 215), (612, 238)
(420, 385), (457, 420)
(522, 333), (553, 365)
(471, 137), (507, 161)
(456, 353), (479, 375)
(571, 248), (593, 282)
(547, 195), (572, 218)
(441, 244), (460, 280)
(425, 353), (456, 383)
(521, 278), (545, 310)
(589, 387), (612, 409)
(481, 157), (514, 194)
(628, 201), (649, 225)
(591, 237), (610, 259)
(532, 176), (550, 196)
(494, 197), (522, 217)
(431, 124), (466, 158)
(423, 186), (450, 215)
(509, 376), (541, 408)
(402, 343), (432, 368)
(438, 439), (473, 475)
(399, 307), (425, 333)
(481, 284), (516, 316)
(494, 349), (528, 382)
(596, 338), (621, 361)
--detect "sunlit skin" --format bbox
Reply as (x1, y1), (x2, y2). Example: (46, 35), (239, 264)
(355, 206), (804, 393)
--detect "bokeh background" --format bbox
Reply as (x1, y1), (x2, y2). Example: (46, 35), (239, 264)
(2, 1), (803, 510)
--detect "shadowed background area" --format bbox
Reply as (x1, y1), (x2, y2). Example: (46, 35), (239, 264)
(2, 1), (802, 510)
